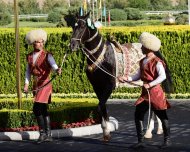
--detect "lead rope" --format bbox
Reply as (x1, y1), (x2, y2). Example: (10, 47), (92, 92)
(81, 47), (151, 130)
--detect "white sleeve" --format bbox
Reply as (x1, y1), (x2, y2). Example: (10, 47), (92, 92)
(149, 61), (166, 87)
(48, 54), (59, 71)
(25, 64), (31, 84)
(128, 68), (141, 81)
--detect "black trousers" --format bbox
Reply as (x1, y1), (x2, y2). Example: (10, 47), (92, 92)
(33, 102), (49, 117)
(135, 101), (168, 122)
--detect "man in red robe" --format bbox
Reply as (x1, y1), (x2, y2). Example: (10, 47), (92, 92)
(24, 29), (61, 143)
(118, 32), (172, 149)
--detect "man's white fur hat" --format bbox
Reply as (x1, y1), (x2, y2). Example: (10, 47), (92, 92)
(25, 29), (47, 45)
(139, 32), (161, 52)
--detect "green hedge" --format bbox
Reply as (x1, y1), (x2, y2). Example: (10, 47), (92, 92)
(0, 27), (189, 94)
(0, 98), (98, 129)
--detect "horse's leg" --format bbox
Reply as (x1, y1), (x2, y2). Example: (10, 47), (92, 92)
(94, 85), (113, 142)
(144, 111), (155, 139)
(156, 116), (163, 134)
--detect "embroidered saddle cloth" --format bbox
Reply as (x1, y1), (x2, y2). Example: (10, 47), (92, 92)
(111, 42), (145, 88)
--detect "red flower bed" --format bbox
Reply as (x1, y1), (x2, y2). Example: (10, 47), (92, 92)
(0, 118), (98, 132)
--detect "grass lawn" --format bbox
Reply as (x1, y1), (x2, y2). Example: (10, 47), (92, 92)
(1, 21), (57, 28)
(0, 20), (164, 28)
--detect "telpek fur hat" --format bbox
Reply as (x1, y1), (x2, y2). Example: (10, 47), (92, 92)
(139, 32), (161, 52)
(25, 29), (47, 45)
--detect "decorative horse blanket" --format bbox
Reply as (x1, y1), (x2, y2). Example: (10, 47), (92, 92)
(111, 43), (145, 88)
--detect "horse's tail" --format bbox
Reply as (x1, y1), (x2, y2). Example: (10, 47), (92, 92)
(154, 51), (174, 94)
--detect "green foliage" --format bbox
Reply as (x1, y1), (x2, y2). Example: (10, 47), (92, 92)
(0, 12), (12, 26)
(0, 1), (13, 14)
(0, 1), (12, 26)
(64, 7), (79, 27)
(50, 103), (98, 124)
(109, 20), (163, 26)
(175, 14), (188, 25)
(47, 11), (62, 23)
(0, 98), (98, 129)
(0, 27), (189, 94)
(18, 0), (41, 14)
(146, 14), (165, 20)
(127, 0), (150, 10)
(124, 8), (145, 20)
(110, 9), (127, 21)
(149, 0), (171, 10)
(106, 0), (128, 9)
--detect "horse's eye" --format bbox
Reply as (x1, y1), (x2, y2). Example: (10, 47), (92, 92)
(75, 23), (78, 27)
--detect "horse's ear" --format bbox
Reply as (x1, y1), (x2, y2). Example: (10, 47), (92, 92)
(84, 11), (91, 20)
(76, 13), (79, 19)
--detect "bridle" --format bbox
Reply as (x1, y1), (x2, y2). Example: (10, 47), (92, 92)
(71, 19), (99, 46)
(71, 19), (89, 44)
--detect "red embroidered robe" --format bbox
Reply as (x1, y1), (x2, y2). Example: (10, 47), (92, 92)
(27, 50), (52, 103)
(135, 57), (170, 110)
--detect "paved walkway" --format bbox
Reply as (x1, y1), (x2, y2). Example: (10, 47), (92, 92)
(0, 99), (190, 152)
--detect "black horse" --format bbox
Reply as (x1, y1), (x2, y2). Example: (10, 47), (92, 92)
(70, 12), (118, 141)
(69, 11), (147, 141)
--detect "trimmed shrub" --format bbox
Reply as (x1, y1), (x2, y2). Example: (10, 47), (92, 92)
(110, 9), (127, 21)
(0, 27), (189, 94)
(47, 11), (62, 23)
(124, 8), (145, 20)
(0, 98), (99, 130)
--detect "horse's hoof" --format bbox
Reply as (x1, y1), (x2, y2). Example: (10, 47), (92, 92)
(144, 131), (153, 139)
(157, 128), (163, 134)
(103, 134), (111, 142)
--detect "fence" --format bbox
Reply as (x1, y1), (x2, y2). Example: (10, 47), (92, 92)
(144, 10), (187, 15)
(11, 14), (48, 19)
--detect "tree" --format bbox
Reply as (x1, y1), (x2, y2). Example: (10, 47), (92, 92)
(42, 0), (69, 13)
(106, 0), (128, 9)
(149, 0), (171, 10)
(110, 9), (127, 21)
(127, 0), (150, 10)
(0, 1), (12, 25)
(18, 0), (41, 14)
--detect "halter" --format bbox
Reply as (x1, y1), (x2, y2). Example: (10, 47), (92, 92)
(71, 19), (99, 45)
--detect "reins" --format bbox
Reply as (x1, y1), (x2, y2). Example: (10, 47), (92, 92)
(82, 47), (151, 129)
(72, 18), (152, 130)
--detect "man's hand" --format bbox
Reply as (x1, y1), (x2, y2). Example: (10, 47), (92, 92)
(56, 68), (62, 75)
(24, 84), (29, 93)
(143, 83), (150, 89)
(118, 76), (128, 83)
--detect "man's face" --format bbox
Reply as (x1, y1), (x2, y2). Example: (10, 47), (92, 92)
(141, 45), (149, 54)
(33, 39), (44, 51)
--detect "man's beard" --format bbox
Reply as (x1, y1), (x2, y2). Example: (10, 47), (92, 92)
(34, 47), (43, 51)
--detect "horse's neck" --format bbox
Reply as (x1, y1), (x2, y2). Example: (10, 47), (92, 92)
(84, 30), (105, 57)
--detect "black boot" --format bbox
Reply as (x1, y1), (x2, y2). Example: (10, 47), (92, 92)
(44, 116), (53, 142)
(160, 119), (171, 149)
(132, 120), (146, 149)
(36, 115), (46, 144)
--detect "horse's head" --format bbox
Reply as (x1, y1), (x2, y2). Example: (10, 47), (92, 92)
(70, 12), (96, 51)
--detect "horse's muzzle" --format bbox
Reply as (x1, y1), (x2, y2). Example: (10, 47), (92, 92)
(70, 39), (79, 52)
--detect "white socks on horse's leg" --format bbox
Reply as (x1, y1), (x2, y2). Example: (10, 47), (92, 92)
(144, 117), (154, 138)
(156, 116), (163, 134)
(144, 114), (163, 138)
